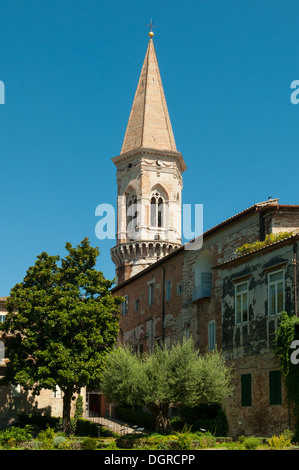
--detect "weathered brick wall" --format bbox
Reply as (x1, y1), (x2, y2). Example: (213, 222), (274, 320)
(223, 353), (293, 438)
(219, 240), (298, 437)
(117, 251), (185, 350)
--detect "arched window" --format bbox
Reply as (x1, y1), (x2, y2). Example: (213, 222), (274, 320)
(127, 192), (137, 240)
(150, 191), (164, 228)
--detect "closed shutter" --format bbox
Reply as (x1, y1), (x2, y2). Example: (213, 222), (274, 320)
(269, 370), (282, 405)
(241, 374), (252, 406)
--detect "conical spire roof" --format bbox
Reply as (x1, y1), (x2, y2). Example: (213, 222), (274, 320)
(120, 38), (177, 155)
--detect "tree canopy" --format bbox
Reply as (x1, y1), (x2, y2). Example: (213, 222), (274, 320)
(101, 339), (234, 432)
(0, 238), (122, 432)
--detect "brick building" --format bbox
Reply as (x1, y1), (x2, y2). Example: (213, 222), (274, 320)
(110, 32), (299, 437)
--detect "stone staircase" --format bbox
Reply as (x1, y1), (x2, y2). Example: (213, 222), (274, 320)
(86, 413), (145, 436)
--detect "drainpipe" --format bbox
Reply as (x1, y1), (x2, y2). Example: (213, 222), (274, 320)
(293, 243), (298, 317)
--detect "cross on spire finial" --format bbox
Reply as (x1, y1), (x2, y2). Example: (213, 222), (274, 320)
(147, 19), (156, 38)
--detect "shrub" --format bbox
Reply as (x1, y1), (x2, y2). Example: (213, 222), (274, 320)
(18, 413), (60, 431)
(81, 437), (98, 450)
(195, 432), (216, 449)
(268, 432), (292, 449)
(243, 436), (260, 450)
(115, 406), (154, 430)
(37, 426), (56, 450)
(75, 418), (98, 437)
(54, 436), (68, 449)
(0, 425), (33, 449)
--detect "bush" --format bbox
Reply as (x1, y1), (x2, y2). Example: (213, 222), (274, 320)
(81, 437), (98, 450)
(176, 404), (228, 436)
(54, 436), (68, 449)
(243, 436), (260, 450)
(37, 426), (56, 450)
(75, 418), (99, 437)
(115, 406), (154, 430)
(0, 425), (33, 449)
(18, 413), (60, 431)
(268, 432), (292, 449)
(194, 432), (216, 449)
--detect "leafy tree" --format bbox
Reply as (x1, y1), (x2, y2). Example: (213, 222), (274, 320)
(275, 311), (299, 441)
(0, 238), (122, 433)
(101, 339), (233, 433)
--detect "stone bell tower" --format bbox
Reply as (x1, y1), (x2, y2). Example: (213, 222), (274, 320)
(111, 31), (187, 284)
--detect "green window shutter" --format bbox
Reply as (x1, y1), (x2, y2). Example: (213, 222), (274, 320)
(241, 374), (252, 406)
(269, 370), (282, 405)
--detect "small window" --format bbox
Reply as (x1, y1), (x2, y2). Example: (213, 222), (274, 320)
(177, 283), (183, 296)
(183, 328), (190, 340)
(0, 314), (6, 323)
(135, 299), (140, 312)
(148, 283), (154, 306)
(235, 281), (248, 324)
(268, 270), (284, 316)
(208, 321), (216, 351)
(121, 295), (129, 315)
(166, 281), (171, 301)
(241, 374), (252, 407)
(269, 370), (282, 405)
(52, 385), (62, 399)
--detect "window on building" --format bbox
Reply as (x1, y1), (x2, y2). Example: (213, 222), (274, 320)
(183, 328), (190, 341)
(150, 191), (164, 228)
(268, 270), (284, 316)
(148, 283), (154, 305)
(121, 295), (128, 315)
(52, 385), (62, 399)
(208, 321), (216, 351)
(177, 283), (183, 296)
(241, 374), (252, 406)
(10, 384), (21, 398)
(135, 299), (140, 312)
(127, 192), (138, 240)
(235, 281), (248, 324)
(166, 281), (171, 301)
(0, 314), (6, 323)
(269, 370), (282, 405)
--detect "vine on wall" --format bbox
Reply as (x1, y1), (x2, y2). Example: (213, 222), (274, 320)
(275, 311), (299, 441)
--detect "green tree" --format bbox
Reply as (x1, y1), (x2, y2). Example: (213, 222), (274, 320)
(0, 238), (122, 433)
(275, 311), (299, 441)
(101, 339), (233, 433)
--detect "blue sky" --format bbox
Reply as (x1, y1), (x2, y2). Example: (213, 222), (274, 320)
(0, 0), (299, 295)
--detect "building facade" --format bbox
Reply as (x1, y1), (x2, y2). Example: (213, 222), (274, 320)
(110, 33), (299, 437)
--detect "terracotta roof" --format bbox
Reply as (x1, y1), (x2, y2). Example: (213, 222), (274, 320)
(111, 200), (299, 291)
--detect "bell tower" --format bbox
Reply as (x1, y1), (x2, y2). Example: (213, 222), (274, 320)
(111, 31), (187, 284)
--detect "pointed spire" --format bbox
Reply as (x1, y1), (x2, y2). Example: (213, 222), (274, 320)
(120, 37), (177, 155)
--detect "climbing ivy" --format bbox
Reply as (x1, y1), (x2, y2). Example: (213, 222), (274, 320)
(275, 311), (299, 441)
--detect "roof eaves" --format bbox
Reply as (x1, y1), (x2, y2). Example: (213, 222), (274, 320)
(213, 233), (299, 269)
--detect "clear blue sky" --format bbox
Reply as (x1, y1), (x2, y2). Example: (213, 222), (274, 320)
(1, 0), (299, 295)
